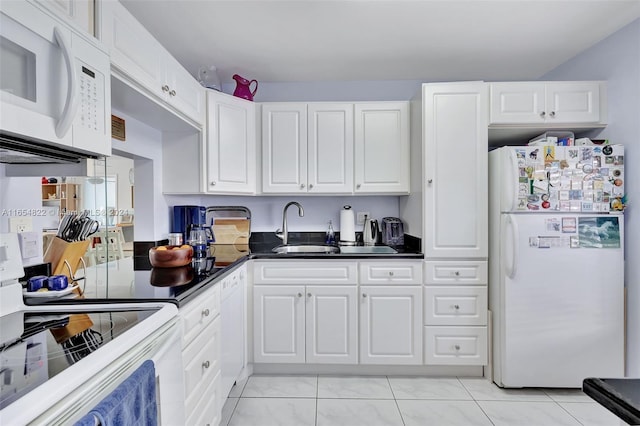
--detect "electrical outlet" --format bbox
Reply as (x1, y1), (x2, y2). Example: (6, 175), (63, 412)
(356, 212), (369, 225)
(9, 217), (33, 233)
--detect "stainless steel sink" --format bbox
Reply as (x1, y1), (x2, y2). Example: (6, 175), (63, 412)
(339, 245), (398, 254)
(272, 244), (340, 254)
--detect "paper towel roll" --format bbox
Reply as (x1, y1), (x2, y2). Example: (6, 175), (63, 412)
(339, 206), (356, 242)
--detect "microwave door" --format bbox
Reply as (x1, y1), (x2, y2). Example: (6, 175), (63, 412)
(0, 5), (74, 147)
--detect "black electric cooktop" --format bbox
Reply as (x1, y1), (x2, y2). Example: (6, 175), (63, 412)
(0, 306), (162, 410)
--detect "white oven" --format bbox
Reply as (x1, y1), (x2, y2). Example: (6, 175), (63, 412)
(0, 0), (110, 156)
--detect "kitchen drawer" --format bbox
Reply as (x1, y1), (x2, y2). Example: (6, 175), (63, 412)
(181, 283), (221, 346)
(359, 261), (423, 285)
(183, 317), (221, 414)
(424, 286), (487, 326)
(424, 261), (487, 285)
(186, 370), (221, 426)
(424, 326), (487, 365)
(253, 260), (357, 284)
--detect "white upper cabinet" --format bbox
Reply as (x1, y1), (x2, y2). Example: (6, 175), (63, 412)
(206, 90), (256, 194)
(98, 1), (205, 125)
(307, 103), (354, 193)
(262, 102), (408, 194)
(262, 103), (308, 193)
(423, 82), (488, 259)
(489, 81), (603, 125)
(354, 102), (410, 194)
(262, 103), (353, 194)
(35, 0), (94, 35)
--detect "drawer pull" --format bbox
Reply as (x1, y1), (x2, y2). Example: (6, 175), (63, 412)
(362, 293), (367, 298)
(202, 360), (210, 369)
(162, 84), (170, 92)
(454, 345), (461, 351)
(298, 292), (303, 297)
(453, 304), (460, 310)
(388, 271), (394, 277)
(202, 308), (210, 317)
(307, 292), (312, 297)
(454, 271), (460, 276)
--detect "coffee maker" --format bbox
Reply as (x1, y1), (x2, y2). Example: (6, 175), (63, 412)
(171, 205), (207, 243)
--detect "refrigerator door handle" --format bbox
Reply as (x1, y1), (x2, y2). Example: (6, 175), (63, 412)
(503, 214), (519, 279)
(506, 149), (519, 211)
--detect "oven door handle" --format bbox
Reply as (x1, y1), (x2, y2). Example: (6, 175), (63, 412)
(54, 26), (79, 139)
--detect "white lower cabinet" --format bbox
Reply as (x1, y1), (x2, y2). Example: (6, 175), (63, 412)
(306, 286), (358, 364)
(180, 283), (222, 425)
(423, 260), (488, 366)
(253, 285), (305, 363)
(424, 326), (488, 365)
(424, 286), (487, 326)
(359, 285), (423, 365)
(253, 285), (358, 364)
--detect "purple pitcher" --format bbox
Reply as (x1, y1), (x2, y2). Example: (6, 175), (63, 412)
(232, 74), (258, 101)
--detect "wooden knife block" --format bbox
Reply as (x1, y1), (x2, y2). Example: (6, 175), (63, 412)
(42, 237), (94, 342)
(43, 237), (90, 278)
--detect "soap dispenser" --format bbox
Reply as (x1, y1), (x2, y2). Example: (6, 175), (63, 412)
(325, 220), (336, 244)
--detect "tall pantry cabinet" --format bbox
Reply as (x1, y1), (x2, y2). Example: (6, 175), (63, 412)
(400, 82), (489, 367)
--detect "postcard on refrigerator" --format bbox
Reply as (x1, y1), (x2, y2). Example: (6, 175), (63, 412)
(546, 218), (561, 232)
(578, 217), (621, 248)
(562, 217), (577, 233)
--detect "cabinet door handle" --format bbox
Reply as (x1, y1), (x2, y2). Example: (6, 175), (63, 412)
(300, 183), (305, 189)
(297, 292), (303, 297)
(202, 360), (210, 369)
(307, 292), (312, 297)
(362, 293), (367, 298)
(162, 84), (170, 93)
(428, 179), (433, 184)
(202, 308), (210, 317)
(356, 183), (361, 189)
(211, 181), (217, 186)
(549, 111), (556, 118)
(540, 111), (546, 118)
(308, 184), (313, 189)
(169, 89), (176, 97)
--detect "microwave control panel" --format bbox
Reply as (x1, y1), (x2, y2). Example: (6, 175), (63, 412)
(78, 63), (104, 134)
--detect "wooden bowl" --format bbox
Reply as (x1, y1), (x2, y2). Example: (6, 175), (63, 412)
(148, 245), (193, 268)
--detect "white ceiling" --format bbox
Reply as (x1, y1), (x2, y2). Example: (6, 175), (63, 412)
(120, 0), (640, 84)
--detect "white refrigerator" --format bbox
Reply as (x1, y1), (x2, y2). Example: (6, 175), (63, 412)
(489, 145), (625, 388)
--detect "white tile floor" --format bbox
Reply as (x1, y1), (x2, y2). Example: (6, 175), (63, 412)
(221, 375), (627, 426)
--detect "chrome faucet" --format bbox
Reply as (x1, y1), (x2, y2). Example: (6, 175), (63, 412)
(275, 201), (304, 245)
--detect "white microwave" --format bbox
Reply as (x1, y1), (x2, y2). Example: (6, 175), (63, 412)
(0, 1), (111, 161)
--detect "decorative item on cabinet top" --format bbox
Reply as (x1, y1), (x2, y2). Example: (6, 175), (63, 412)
(232, 74), (258, 101)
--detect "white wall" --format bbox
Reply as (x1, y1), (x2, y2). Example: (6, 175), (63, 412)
(0, 165), (46, 265)
(541, 19), (640, 377)
(110, 109), (168, 241)
(190, 195), (400, 234)
(222, 79), (423, 102)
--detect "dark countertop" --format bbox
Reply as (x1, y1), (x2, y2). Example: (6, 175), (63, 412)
(583, 378), (640, 425)
(24, 235), (423, 308)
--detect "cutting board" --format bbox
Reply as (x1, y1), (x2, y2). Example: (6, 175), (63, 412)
(210, 244), (250, 266)
(212, 219), (250, 245)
